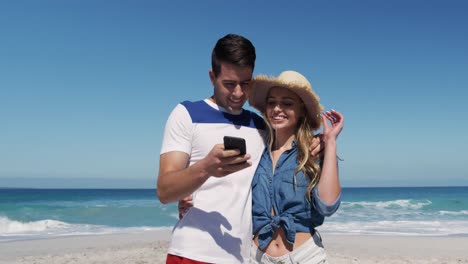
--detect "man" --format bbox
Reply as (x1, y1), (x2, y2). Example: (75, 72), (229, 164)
(157, 33), (266, 263)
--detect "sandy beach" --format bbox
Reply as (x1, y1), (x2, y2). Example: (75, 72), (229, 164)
(1, 231), (467, 264)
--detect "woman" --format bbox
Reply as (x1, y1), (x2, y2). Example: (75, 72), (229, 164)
(248, 70), (344, 263)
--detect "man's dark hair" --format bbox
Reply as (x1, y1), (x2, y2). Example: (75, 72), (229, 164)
(211, 34), (256, 77)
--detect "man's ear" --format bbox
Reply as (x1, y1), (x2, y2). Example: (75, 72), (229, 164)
(209, 69), (215, 84)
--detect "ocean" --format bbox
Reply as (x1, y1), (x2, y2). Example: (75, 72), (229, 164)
(1, 187), (467, 242)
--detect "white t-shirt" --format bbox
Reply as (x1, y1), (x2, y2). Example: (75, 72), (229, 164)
(160, 99), (266, 263)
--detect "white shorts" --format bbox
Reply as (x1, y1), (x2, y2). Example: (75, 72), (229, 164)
(250, 231), (328, 264)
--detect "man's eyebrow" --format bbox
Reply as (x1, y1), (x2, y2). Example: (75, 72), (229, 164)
(222, 79), (251, 82)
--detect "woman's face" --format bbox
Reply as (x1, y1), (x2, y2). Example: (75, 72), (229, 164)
(265, 87), (304, 135)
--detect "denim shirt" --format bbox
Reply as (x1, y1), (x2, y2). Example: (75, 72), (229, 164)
(251, 142), (341, 250)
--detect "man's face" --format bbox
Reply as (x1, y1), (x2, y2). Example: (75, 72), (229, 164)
(210, 63), (253, 114)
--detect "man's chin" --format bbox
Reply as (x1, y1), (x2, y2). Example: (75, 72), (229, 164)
(227, 106), (243, 115)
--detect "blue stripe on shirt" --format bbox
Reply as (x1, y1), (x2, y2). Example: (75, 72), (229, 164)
(181, 100), (265, 130)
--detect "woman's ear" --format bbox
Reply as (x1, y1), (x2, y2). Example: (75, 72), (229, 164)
(299, 104), (307, 119)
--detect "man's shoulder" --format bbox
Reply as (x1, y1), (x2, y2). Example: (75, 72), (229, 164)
(177, 100), (265, 129)
(242, 109), (266, 130)
(243, 109), (262, 121)
(179, 100), (213, 118)
(180, 99), (206, 108)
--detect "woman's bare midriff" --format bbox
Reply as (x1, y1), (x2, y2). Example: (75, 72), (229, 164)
(253, 228), (312, 257)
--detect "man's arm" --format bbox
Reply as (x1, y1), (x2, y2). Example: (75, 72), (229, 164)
(157, 151), (205, 204)
(157, 145), (251, 204)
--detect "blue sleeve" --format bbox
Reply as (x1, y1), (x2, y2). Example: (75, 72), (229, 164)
(312, 187), (341, 216)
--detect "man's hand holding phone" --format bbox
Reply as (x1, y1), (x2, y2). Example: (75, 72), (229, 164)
(223, 136), (246, 155)
(198, 137), (250, 178)
(223, 136), (249, 166)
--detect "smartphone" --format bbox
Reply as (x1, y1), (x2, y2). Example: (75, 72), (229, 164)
(223, 136), (246, 155)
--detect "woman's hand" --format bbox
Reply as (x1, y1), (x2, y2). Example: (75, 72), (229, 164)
(321, 109), (344, 143)
(178, 195), (193, 219)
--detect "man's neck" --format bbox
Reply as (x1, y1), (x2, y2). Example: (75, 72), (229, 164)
(207, 96), (243, 115)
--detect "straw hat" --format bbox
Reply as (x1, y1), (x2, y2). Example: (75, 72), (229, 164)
(248, 70), (324, 129)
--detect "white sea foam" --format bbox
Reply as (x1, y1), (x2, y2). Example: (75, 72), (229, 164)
(342, 199), (432, 210)
(0, 216), (171, 242)
(439, 210), (468, 216)
(169, 213), (179, 220)
(320, 219), (468, 236)
(0, 216), (70, 234)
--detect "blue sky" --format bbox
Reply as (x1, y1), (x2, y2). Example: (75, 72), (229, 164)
(1, 0), (467, 188)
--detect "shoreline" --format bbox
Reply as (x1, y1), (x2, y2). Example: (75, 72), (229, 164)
(1, 231), (468, 263)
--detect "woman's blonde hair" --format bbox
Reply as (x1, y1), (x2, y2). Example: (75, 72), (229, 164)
(264, 104), (321, 202)
(295, 114), (322, 201)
